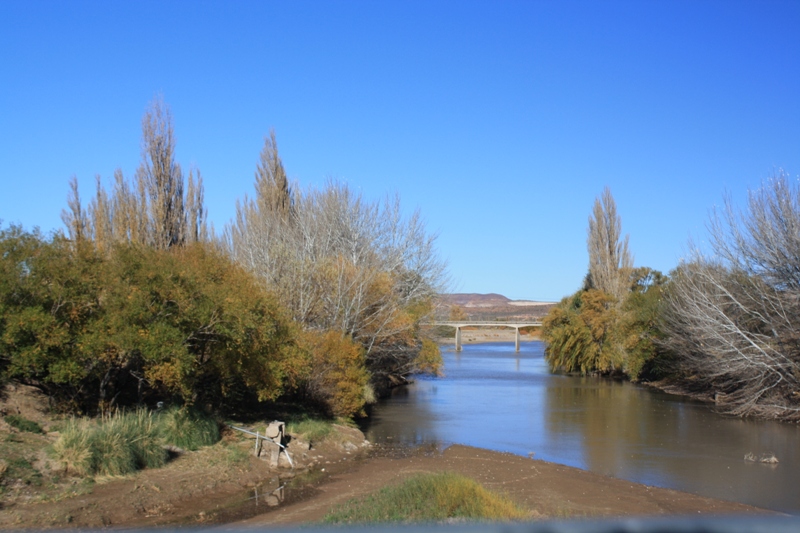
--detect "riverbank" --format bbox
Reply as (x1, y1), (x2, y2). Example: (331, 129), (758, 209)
(0, 383), (372, 529)
(0, 417), (370, 529)
(0, 426), (772, 529)
(0, 381), (777, 529)
(236, 443), (771, 527)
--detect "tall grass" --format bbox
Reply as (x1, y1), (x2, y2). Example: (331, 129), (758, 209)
(158, 407), (219, 451)
(324, 472), (530, 524)
(52, 407), (218, 477)
(52, 419), (100, 476)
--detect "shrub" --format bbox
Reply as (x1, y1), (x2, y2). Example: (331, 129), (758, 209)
(414, 338), (443, 376)
(301, 330), (370, 418)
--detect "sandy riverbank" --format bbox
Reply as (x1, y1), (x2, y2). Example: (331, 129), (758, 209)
(234, 443), (771, 527)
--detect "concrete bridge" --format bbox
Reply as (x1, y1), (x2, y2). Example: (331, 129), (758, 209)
(424, 321), (542, 352)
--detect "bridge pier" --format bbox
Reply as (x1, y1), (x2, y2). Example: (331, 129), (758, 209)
(455, 326), (462, 352)
(515, 327), (520, 352)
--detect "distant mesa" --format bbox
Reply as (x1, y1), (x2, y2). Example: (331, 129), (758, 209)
(437, 293), (554, 323)
(443, 293), (509, 308)
(441, 293), (553, 308)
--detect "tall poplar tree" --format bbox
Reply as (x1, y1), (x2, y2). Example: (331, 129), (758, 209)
(62, 96), (207, 250)
(587, 187), (632, 302)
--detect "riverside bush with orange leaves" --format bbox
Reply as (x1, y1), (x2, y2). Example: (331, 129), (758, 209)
(0, 226), (305, 414)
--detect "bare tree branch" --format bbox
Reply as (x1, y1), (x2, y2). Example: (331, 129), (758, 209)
(661, 171), (800, 420)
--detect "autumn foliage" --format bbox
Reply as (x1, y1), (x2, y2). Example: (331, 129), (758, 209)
(541, 189), (666, 380)
(0, 228), (302, 414)
(1, 97), (444, 419)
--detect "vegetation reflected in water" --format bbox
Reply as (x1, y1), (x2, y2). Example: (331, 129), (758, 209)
(361, 341), (800, 514)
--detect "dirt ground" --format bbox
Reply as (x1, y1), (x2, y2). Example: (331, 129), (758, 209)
(0, 419), (371, 529)
(0, 384), (370, 529)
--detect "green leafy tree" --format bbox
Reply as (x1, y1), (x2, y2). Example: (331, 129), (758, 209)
(542, 190), (670, 379)
(1, 225), (304, 414)
(0, 227), (104, 409)
(619, 267), (669, 380)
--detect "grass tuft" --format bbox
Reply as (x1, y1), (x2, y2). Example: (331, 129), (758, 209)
(51, 419), (95, 476)
(92, 423), (136, 476)
(129, 410), (168, 469)
(324, 472), (529, 524)
(207, 442), (250, 467)
(50, 408), (221, 478)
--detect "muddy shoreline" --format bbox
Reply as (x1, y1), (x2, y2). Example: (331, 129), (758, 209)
(234, 443), (773, 528)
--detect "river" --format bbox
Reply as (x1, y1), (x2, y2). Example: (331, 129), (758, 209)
(359, 341), (800, 514)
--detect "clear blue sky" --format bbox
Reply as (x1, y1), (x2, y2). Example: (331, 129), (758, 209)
(2, 1), (798, 301)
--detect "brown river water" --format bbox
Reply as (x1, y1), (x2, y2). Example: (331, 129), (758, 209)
(359, 341), (800, 514)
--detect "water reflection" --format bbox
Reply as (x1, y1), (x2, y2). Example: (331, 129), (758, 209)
(361, 341), (800, 513)
(253, 484), (285, 507)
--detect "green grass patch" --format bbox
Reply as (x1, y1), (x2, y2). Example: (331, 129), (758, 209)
(323, 472), (530, 524)
(207, 442), (250, 467)
(4, 414), (44, 434)
(158, 407), (219, 451)
(286, 416), (333, 442)
(2, 457), (43, 487)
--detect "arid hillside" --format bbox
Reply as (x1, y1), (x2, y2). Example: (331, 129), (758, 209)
(437, 293), (555, 322)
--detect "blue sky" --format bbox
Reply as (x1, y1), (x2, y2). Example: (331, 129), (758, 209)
(1, 1), (798, 301)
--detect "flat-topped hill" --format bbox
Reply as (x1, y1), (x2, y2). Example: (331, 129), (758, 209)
(438, 293), (555, 322)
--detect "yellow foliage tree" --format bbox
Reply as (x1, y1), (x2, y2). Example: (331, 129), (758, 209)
(301, 330), (370, 417)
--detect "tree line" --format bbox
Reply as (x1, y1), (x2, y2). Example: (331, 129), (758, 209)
(0, 97), (445, 418)
(542, 177), (800, 421)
